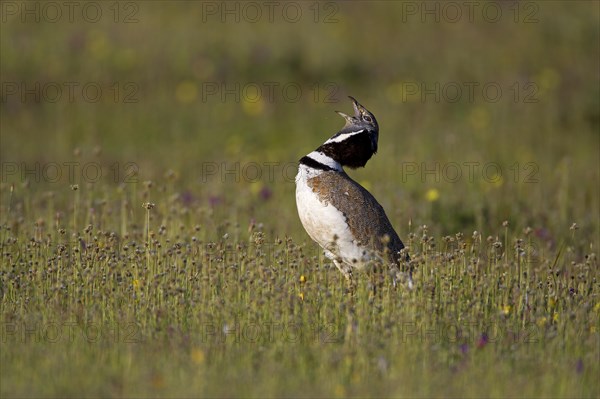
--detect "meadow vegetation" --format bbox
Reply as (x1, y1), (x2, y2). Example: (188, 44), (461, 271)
(1, 1), (599, 397)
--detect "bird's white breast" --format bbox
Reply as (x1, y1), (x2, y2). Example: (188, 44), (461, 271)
(295, 166), (371, 269)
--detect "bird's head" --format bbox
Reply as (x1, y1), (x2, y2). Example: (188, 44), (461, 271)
(336, 96), (379, 134)
(318, 96), (379, 169)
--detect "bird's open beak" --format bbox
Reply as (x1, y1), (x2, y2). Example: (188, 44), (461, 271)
(335, 110), (352, 121)
(348, 96), (365, 117)
(335, 96), (369, 127)
(335, 110), (353, 127)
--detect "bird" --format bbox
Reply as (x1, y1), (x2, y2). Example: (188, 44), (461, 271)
(295, 96), (410, 291)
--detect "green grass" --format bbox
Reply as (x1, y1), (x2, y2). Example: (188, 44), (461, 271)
(1, 209), (598, 397)
(1, 1), (599, 398)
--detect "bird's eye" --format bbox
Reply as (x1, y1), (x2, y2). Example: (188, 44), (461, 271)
(363, 115), (373, 123)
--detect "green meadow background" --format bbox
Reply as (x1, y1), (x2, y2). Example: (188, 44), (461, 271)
(1, 1), (599, 398)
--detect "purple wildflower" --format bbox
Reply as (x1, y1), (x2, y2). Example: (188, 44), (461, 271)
(477, 333), (489, 349)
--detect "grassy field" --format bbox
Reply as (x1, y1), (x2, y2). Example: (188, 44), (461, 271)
(1, 1), (599, 397)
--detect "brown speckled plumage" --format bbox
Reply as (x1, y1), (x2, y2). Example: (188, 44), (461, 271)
(307, 170), (405, 264)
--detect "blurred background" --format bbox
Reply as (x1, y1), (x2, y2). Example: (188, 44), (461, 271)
(1, 1), (598, 244)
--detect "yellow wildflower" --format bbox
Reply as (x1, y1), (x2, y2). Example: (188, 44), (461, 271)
(537, 317), (547, 327)
(425, 188), (440, 202)
(191, 348), (205, 365)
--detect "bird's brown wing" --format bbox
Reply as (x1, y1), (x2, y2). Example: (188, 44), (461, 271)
(307, 171), (405, 264)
